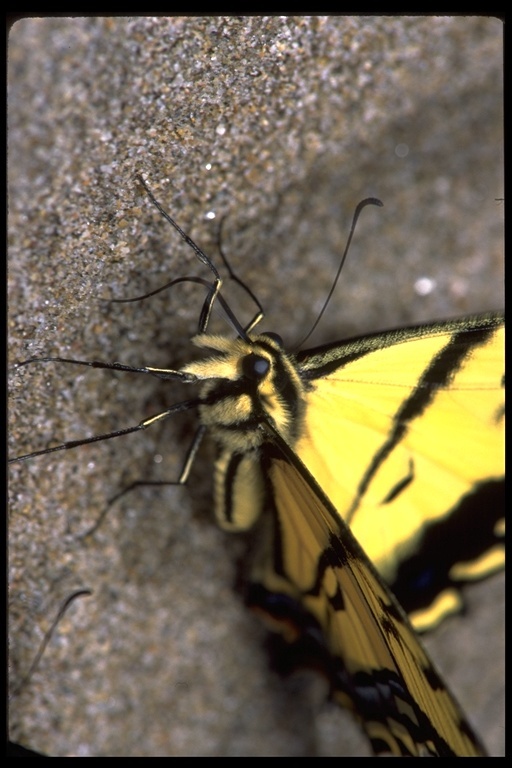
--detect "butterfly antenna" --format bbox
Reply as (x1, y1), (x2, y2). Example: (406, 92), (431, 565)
(296, 197), (383, 349)
(137, 174), (221, 282)
(137, 174), (221, 332)
(215, 216), (264, 333)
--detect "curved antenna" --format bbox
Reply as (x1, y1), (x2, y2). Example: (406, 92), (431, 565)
(109, 274), (209, 304)
(295, 197), (383, 349)
(10, 589), (92, 696)
(109, 274), (253, 342)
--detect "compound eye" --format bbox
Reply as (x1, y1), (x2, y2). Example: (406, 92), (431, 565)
(261, 332), (283, 347)
(242, 353), (270, 380)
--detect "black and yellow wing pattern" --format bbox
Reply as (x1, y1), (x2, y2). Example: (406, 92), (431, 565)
(253, 440), (489, 756)
(292, 315), (505, 632)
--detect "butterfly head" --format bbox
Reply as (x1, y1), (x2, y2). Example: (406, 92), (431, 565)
(181, 332), (305, 449)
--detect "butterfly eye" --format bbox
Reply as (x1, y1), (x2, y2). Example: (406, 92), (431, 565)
(242, 353), (270, 380)
(261, 332), (283, 347)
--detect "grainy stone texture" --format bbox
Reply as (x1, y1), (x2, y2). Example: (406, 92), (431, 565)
(9, 16), (503, 756)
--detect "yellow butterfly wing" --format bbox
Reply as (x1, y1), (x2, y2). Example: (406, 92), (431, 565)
(250, 433), (487, 756)
(293, 314), (504, 630)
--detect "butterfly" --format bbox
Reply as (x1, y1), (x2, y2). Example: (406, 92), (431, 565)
(9, 176), (504, 755)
